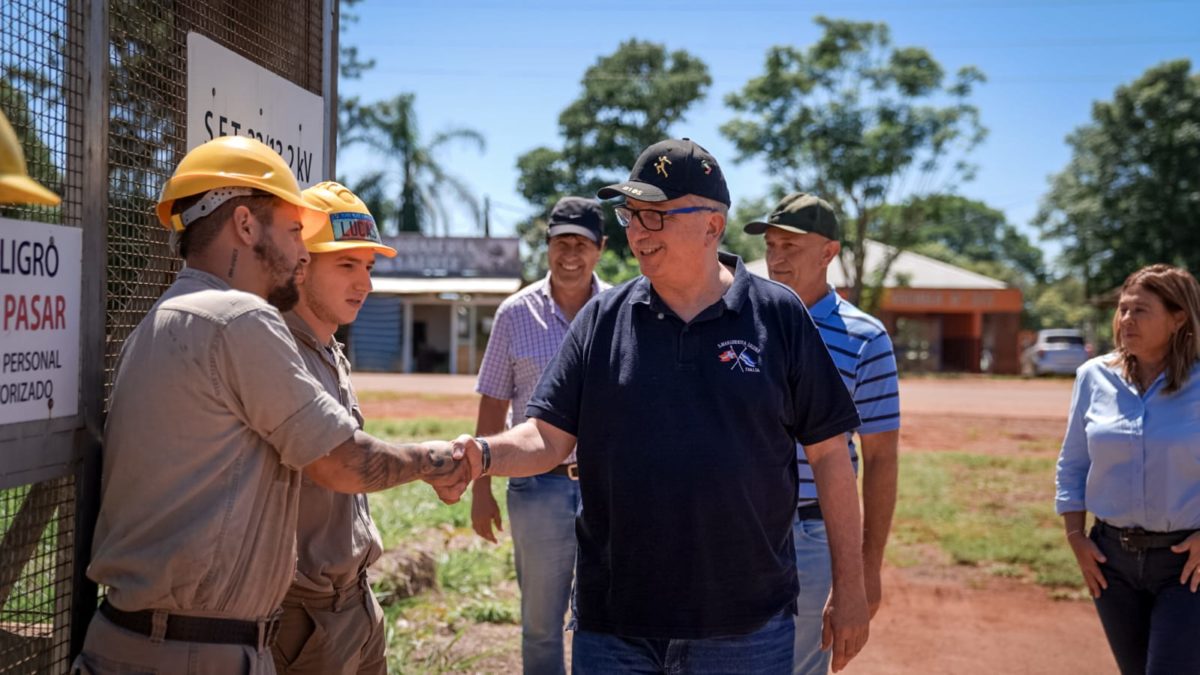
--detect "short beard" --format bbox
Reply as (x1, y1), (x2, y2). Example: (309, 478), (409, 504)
(266, 276), (301, 312)
(254, 236), (301, 312)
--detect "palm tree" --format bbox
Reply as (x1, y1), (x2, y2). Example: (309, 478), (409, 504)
(342, 93), (485, 235)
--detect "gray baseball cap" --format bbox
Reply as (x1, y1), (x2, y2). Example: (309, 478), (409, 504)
(743, 192), (840, 240)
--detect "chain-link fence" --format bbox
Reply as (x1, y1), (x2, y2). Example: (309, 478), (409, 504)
(1, 1), (330, 671)
(1, 0), (86, 671)
(0, 480), (75, 673)
(105, 0), (327, 401)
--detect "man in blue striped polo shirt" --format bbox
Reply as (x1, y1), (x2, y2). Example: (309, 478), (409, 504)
(745, 193), (901, 675)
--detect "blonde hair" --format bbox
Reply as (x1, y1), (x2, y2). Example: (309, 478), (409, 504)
(1110, 264), (1200, 393)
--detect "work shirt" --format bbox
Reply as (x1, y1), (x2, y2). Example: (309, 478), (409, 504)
(283, 312), (384, 595)
(1055, 356), (1200, 532)
(475, 273), (608, 464)
(526, 253), (861, 639)
(797, 287), (900, 506)
(89, 268), (359, 620)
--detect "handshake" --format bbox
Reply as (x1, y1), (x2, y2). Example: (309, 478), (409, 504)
(419, 434), (487, 504)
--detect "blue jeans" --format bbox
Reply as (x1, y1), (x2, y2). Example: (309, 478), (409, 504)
(792, 517), (832, 675)
(572, 609), (794, 674)
(507, 474), (581, 675)
(1091, 525), (1200, 674)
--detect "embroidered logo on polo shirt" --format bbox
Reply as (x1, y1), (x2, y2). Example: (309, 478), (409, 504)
(716, 339), (762, 373)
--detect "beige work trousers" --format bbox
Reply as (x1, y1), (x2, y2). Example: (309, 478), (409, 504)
(271, 582), (386, 675)
(71, 612), (276, 674)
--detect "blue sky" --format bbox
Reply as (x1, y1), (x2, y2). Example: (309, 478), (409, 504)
(337, 0), (1200, 270)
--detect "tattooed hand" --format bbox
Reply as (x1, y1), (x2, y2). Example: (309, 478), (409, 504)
(421, 441), (464, 476)
(422, 441), (472, 504)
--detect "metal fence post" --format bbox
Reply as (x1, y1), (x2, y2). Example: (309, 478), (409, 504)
(67, 0), (109, 658)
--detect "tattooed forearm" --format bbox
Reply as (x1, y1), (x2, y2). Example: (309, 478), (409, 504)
(306, 431), (467, 494)
(313, 431), (460, 493)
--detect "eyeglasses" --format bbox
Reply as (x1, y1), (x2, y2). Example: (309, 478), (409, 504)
(613, 205), (721, 231)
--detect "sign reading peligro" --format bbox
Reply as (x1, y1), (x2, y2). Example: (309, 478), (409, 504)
(0, 217), (81, 424)
(186, 32), (325, 187)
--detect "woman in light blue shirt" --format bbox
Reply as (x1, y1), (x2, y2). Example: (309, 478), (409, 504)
(1056, 264), (1200, 675)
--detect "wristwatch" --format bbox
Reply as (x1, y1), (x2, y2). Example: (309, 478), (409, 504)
(475, 437), (492, 476)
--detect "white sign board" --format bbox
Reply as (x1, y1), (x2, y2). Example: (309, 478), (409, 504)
(186, 32), (325, 187)
(0, 218), (81, 424)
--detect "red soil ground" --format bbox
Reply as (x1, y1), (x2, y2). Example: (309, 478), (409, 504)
(356, 374), (1114, 674)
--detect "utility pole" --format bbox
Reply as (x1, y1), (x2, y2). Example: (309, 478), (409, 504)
(483, 194), (491, 237)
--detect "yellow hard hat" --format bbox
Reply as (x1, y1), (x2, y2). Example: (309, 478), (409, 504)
(300, 181), (397, 258)
(0, 109), (61, 206)
(155, 135), (328, 237)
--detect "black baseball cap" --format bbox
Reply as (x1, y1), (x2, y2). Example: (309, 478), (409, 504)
(743, 192), (840, 240)
(597, 138), (730, 207)
(546, 196), (604, 244)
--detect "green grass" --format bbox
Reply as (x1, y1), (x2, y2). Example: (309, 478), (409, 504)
(0, 483), (64, 623)
(890, 452), (1082, 588)
(361, 414), (1090, 669)
(363, 417), (479, 548)
(366, 417), (519, 672)
(365, 417), (478, 444)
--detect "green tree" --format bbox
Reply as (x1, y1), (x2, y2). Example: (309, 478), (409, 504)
(1036, 59), (1200, 297)
(336, 0), (375, 152)
(515, 39), (711, 274)
(723, 196), (769, 262)
(877, 194), (1043, 283)
(343, 93), (485, 235)
(722, 16), (986, 313)
(595, 250), (641, 286)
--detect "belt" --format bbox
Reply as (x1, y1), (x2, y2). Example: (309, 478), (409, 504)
(797, 502), (823, 521)
(99, 600), (280, 648)
(542, 463), (579, 480)
(1095, 521), (1198, 552)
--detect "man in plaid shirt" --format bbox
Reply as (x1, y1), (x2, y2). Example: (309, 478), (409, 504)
(470, 196), (609, 675)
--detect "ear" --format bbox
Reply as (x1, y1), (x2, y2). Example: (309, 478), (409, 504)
(598, 236), (608, 254)
(821, 240), (841, 267)
(230, 204), (258, 247)
(708, 213), (726, 242)
(1172, 310), (1188, 333)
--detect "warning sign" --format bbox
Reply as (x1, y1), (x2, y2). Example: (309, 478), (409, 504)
(186, 32), (325, 187)
(0, 218), (81, 424)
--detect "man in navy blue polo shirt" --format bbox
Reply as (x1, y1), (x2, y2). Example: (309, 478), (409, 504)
(447, 139), (870, 674)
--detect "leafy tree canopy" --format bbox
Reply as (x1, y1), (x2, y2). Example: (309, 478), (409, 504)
(1036, 59), (1200, 296)
(515, 39), (711, 275)
(722, 16), (986, 312)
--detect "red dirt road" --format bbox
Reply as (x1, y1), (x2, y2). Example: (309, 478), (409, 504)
(355, 374), (1113, 674)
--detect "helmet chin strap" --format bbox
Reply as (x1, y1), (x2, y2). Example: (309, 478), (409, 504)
(171, 187), (256, 230)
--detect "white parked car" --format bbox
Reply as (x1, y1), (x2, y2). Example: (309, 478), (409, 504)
(1021, 329), (1091, 376)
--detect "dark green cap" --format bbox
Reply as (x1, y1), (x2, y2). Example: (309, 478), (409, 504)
(743, 192), (839, 240)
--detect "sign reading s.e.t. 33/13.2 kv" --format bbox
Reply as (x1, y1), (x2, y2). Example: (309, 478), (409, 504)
(0, 218), (81, 424)
(186, 32), (325, 187)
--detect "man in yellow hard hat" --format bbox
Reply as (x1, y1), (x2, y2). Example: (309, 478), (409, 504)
(74, 137), (472, 675)
(271, 181), (395, 675)
(0, 108), (60, 205)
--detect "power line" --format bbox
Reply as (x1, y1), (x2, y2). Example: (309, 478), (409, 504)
(364, 64), (1166, 86)
(364, 35), (1200, 53)
(402, 0), (1195, 12)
